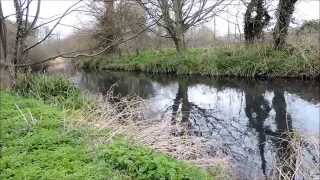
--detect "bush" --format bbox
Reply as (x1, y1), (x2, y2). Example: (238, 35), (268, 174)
(15, 74), (86, 109)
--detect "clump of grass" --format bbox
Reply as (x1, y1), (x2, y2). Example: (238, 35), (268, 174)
(14, 73), (86, 109)
(81, 46), (320, 78)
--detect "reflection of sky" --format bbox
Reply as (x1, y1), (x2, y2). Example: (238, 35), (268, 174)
(145, 82), (178, 119)
(188, 85), (246, 121)
(285, 93), (320, 135)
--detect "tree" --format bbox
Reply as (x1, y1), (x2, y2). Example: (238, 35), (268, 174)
(93, 0), (118, 53)
(4, 0), (83, 85)
(89, 0), (146, 54)
(136, 0), (229, 53)
(243, 0), (270, 43)
(273, 0), (298, 49)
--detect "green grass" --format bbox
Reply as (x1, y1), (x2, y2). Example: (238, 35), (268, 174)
(80, 47), (320, 78)
(1, 75), (214, 179)
(14, 74), (87, 110)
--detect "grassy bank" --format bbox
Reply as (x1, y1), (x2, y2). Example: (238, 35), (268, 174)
(80, 47), (320, 79)
(0, 75), (214, 179)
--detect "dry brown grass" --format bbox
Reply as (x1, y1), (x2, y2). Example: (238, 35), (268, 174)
(270, 132), (320, 180)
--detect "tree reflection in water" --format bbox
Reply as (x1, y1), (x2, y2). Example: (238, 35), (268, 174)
(169, 80), (298, 179)
(244, 82), (271, 176)
(270, 89), (296, 179)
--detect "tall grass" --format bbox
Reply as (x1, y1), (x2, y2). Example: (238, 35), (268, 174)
(14, 74), (87, 109)
(81, 46), (320, 78)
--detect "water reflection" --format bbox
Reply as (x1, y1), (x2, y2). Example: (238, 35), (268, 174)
(270, 89), (296, 179)
(244, 82), (271, 176)
(77, 71), (319, 179)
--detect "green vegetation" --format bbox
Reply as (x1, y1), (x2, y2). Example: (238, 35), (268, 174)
(0, 75), (214, 179)
(80, 47), (320, 79)
(15, 74), (87, 109)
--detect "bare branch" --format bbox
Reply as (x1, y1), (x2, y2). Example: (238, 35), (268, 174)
(23, 0), (83, 53)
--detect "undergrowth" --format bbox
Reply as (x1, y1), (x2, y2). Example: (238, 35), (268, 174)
(80, 46), (320, 78)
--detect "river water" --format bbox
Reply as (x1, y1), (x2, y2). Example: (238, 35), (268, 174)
(72, 70), (319, 179)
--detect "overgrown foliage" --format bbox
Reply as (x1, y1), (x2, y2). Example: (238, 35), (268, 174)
(81, 46), (320, 79)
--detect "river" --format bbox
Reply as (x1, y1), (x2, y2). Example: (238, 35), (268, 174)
(71, 70), (319, 179)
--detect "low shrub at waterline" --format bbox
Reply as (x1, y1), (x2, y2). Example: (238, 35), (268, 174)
(14, 74), (86, 109)
(0, 92), (213, 179)
(81, 46), (320, 78)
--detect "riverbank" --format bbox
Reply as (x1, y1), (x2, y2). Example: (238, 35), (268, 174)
(80, 46), (320, 79)
(0, 75), (219, 179)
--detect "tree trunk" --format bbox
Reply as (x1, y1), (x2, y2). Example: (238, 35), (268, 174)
(173, 33), (186, 53)
(273, 0), (298, 50)
(173, 0), (186, 53)
(101, 0), (119, 54)
(12, 0), (25, 84)
(244, 0), (270, 44)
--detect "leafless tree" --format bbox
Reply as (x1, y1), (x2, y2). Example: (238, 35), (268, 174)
(89, 0), (147, 55)
(273, 0), (298, 49)
(2, 0), (83, 85)
(0, 0), (153, 88)
(136, 0), (231, 53)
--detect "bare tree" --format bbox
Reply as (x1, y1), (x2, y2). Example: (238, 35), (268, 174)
(8, 0), (83, 81)
(273, 0), (298, 49)
(136, 0), (230, 53)
(0, 0), (156, 88)
(243, 0), (270, 43)
(93, 0), (118, 53)
(90, 0), (147, 54)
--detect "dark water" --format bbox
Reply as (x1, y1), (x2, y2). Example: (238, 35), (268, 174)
(73, 71), (320, 179)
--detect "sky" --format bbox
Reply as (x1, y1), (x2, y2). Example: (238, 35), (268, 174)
(2, 0), (319, 38)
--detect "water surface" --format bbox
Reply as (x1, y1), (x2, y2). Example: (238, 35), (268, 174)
(74, 71), (320, 179)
